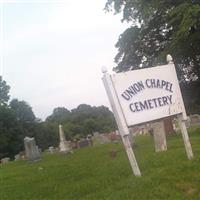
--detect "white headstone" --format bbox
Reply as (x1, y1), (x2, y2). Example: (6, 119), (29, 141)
(59, 125), (72, 153)
(24, 137), (41, 162)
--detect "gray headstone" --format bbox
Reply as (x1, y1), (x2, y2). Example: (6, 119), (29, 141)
(93, 132), (100, 137)
(99, 134), (110, 144)
(59, 125), (72, 153)
(190, 114), (200, 124)
(49, 146), (54, 154)
(1, 157), (10, 164)
(152, 121), (167, 152)
(14, 154), (20, 161)
(78, 139), (90, 148)
(24, 137), (41, 162)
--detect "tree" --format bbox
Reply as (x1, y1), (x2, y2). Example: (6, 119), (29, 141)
(105, 0), (200, 113)
(10, 99), (36, 123)
(105, 1), (200, 75)
(34, 122), (59, 150)
(0, 76), (10, 106)
(45, 104), (117, 138)
(0, 79), (40, 158)
(0, 106), (24, 159)
(46, 107), (71, 123)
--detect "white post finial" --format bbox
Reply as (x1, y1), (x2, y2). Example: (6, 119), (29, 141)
(166, 54), (173, 64)
(101, 66), (108, 74)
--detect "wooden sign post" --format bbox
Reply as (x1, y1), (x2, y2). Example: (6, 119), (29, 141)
(178, 114), (193, 160)
(102, 67), (141, 176)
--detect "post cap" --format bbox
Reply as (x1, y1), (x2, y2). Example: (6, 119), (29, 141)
(166, 54), (173, 63)
(101, 66), (108, 73)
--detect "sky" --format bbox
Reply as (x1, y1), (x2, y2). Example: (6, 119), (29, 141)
(0, 0), (128, 120)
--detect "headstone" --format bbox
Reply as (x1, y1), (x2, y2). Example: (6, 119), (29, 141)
(163, 117), (174, 134)
(71, 140), (78, 149)
(1, 157), (10, 164)
(18, 151), (26, 160)
(100, 134), (110, 144)
(24, 137), (41, 162)
(92, 132), (110, 145)
(190, 114), (200, 124)
(59, 124), (72, 153)
(49, 146), (54, 154)
(78, 138), (90, 148)
(152, 121), (167, 152)
(108, 131), (120, 143)
(93, 132), (100, 137)
(14, 154), (20, 161)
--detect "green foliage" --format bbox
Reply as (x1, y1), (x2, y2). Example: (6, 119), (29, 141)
(34, 122), (59, 151)
(105, 0), (200, 113)
(46, 104), (117, 139)
(106, 1), (200, 73)
(0, 106), (24, 158)
(46, 107), (70, 123)
(0, 78), (115, 158)
(10, 99), (36, 123)
(0, 76), (10, 106)
(1, 129), (200, 199)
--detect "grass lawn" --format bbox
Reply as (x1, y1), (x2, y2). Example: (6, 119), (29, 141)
(1, 126), (200, 200)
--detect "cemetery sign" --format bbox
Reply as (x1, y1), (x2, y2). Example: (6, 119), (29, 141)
(102, 55), (193, 177)
(111, 63), (187, 126)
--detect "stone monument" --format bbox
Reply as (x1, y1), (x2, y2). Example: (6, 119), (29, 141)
(59, 124), (72, 153)
(152, 121), (167, 152)
(24, 137), (41, 162)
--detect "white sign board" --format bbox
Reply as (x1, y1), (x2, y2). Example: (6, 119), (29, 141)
(111, 63), (187, 126)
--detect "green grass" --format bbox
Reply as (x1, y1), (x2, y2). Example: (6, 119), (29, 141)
(1, 127), (200, 200)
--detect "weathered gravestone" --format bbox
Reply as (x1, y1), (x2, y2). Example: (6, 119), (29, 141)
(109, 131), (121, 143)
(92, 133), (110, 145)
(49, 146), (54, 154)
(93, 132), (100, 138)
(1, 157), (10, 164)
(190, 114), (200, 125)
(14, 154), (20, 161)
(59, 124), (72, 153)
(78, 138), (90, 148)
(24, 137), (41, 162)
(152, 121), (167, 152)
(71, 140), (79, 149)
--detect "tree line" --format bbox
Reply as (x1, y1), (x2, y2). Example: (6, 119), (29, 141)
(0, 76), (116, 159)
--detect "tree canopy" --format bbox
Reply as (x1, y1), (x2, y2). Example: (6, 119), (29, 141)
(105, 1), (200, 78)
(105, 0), (200, 113)
(10, 99), (36, 123)
(46, 104), (116, 140)
(0, 76), (10, 106)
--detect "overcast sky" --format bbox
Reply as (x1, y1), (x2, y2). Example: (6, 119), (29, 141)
(0, 0), (128, 120)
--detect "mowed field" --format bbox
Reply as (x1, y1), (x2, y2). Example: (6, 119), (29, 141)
(1, 127), (200, 200)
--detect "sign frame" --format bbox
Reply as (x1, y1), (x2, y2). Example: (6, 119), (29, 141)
(102, 55), (193, 176)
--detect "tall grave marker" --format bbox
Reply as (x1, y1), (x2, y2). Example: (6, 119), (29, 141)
(59, 124), (72, 153)
(102, 55), (193, 176)
(24, 137), (41, 162)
